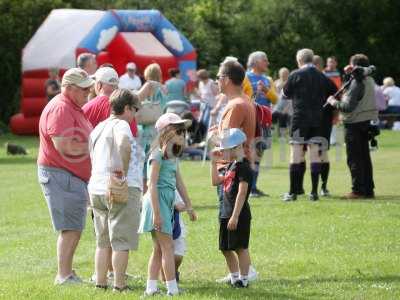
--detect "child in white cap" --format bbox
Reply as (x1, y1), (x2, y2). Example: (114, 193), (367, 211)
(211, 128), (253, 288)
(138, 113), (197, 296)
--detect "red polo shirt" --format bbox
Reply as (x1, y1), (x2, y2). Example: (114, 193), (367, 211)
(82, 95), (138, 136)
(38, 93), (93, 182)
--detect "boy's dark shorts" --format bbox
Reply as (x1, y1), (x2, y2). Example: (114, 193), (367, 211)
(219, 216), (251, 251)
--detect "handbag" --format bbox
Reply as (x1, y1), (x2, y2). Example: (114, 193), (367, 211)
(135, 86), (164, 125)
(135, 100), (162, 125)
(107, 123), (129, 204)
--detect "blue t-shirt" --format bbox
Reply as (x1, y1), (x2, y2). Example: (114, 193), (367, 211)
(246, 71), (272, 107)
(166, 78), (186, 102)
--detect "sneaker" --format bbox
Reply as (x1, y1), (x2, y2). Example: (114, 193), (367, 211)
(320, 188), (330, 197)
(142, 289), (162, 298)
(255, 188), (269, 197)
(233, 280), (249, 288)
(282, 193), (297, 202)
(215, 274), (231, 284)
(167, 288), (185, 296)
(248, 265), (258, 282)
(216, 266), (258, 284)
(54, 272), (83, 285)
(309, 193), (319, 201)
(249, 191), (260, 198)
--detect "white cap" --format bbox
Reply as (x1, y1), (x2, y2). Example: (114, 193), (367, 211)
(93, 67), (119, 85)
(126, 62), (136, 70)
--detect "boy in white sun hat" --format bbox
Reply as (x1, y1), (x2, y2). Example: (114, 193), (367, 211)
(211, 128), (253, 288)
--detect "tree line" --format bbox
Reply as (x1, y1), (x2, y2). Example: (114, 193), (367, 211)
(1, 0), (399, 128)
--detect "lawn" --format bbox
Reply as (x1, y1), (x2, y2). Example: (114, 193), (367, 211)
(0, 129), (399, 299)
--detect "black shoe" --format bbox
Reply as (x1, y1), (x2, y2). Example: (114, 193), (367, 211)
(255, 188), (269, 197)
(95, 284), (108, 290)
(233, 280), (249, 288)
(282, 193), (297, 202)
(320, 187), (330, 197)
(309, 193), (319, 201)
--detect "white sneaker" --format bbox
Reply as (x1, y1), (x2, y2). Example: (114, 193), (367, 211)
(248, 265), (258, 282)
(215, 274), (231, 283)
(216, 265), (258, 283)
(54, 271), (83, 285)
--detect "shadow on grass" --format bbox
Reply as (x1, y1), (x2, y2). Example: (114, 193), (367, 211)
(0, 156), (37, 165)
(188, 281), (312, 300)
(187, 275), (400, 299)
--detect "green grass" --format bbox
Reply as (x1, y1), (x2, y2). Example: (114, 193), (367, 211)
(0, 129), (400, 299)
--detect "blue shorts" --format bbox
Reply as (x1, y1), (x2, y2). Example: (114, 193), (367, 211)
(38, 166), (88, 232)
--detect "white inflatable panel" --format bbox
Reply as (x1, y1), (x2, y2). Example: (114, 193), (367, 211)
(22, 9), (105, 71)
(121, 32), (173, 57)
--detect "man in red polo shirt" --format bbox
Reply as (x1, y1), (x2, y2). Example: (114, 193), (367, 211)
(38, 68), (94, 285)
(83, 66), (156, 137)
(82, 66), (126, 126)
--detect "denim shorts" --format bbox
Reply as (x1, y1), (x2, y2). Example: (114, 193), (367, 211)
(38, 166), (88, 232)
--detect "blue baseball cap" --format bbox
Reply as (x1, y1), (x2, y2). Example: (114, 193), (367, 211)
(213, 128), (247, 151)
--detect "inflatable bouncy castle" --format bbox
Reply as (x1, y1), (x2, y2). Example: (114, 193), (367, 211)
(10, 9), (197, 135)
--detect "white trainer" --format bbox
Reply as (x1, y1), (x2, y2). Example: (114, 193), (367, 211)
(216, 265), (258, 283)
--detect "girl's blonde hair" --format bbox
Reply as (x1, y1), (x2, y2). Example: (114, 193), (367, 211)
(144, 63), (162, 82)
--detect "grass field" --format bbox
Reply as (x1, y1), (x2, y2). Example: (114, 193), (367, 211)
(0, 129), (399, 299)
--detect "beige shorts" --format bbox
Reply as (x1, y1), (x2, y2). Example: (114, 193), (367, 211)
(90, 187), (141, 251)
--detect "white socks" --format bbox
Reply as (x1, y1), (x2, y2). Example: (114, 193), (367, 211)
(166, 279), (179, 295)
(146, 279), (158, 295)
(230, 272), (239, 284)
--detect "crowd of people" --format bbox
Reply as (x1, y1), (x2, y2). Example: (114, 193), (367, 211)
(37, 48), (384, 295)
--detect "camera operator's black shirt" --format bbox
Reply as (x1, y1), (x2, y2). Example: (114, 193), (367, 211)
(283, 66), (337, 128)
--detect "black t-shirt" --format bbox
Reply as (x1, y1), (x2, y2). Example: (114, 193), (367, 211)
(219, 159), (252, 219)
(283, 66), (337, 128)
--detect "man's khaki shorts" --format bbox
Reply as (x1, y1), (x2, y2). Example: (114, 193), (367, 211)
(90, 187), (141, 251)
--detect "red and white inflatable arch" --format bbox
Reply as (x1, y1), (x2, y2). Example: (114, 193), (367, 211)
(10, 9), (197, 135)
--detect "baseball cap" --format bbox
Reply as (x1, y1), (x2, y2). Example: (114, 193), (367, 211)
(213, 128), (247, 151)
(93, 67), (119, 85)
(126, 62), (136, 70)
(155, 113), (192, 132)
(61, 68), (94, 88)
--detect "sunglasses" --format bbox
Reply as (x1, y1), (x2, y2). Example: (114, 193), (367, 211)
(216, 75), (226, 81)
(175, 128), (186, 136)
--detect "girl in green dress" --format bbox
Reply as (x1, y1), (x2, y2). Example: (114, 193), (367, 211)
(139, 113), (197, 296)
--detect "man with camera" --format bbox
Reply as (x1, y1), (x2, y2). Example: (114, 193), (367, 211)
(327, 54), (378, 199)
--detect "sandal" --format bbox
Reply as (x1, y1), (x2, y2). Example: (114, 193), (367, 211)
(95, 284), (108, 290)
(113, 285), (134, 292)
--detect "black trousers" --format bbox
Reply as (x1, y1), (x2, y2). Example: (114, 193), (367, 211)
(344, 121), (375, 195)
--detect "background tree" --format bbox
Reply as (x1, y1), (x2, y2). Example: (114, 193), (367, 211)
(1, 0), (400, 129)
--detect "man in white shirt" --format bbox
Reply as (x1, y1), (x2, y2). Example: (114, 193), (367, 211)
(382, 77), (400, 114)
(119, 62), (142, 91)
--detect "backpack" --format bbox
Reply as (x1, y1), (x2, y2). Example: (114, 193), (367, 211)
(254, 103), (272, 151)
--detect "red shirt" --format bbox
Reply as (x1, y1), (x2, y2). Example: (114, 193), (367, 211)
(38, 93), (93, 182)
(82, 95), (138, 136)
